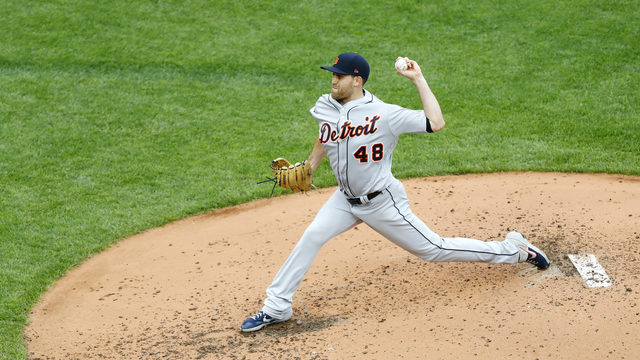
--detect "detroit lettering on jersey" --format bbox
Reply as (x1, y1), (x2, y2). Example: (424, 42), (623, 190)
(319, 115), (380, 144)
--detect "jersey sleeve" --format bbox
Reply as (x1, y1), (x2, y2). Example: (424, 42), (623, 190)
(310, 94), (339, 124)
(386, 105), (432, 136)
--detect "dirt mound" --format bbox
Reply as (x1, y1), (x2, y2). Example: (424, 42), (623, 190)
(25, 173), (640, 359)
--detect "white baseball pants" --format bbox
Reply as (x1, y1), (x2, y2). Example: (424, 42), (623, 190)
(262, 178), (520, 319)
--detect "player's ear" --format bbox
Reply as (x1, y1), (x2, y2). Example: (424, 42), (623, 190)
(354, 76), (364, 88)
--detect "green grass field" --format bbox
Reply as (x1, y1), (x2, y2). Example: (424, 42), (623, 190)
(1, 0), (638, 358)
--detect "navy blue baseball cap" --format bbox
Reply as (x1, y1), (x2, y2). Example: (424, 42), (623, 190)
(321, 52), (370, 83)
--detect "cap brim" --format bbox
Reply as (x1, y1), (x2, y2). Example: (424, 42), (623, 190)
(320, 66), (351, 75)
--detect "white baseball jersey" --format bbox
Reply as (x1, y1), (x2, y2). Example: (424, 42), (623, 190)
(310, 90), (431, 198)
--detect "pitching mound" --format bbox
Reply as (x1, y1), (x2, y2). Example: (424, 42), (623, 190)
(25, 173), (640, 359)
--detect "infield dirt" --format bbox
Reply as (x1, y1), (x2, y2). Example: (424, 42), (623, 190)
(25, 172), (640, 359)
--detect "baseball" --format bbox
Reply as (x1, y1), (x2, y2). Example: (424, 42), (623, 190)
(395, 58), (408, 71)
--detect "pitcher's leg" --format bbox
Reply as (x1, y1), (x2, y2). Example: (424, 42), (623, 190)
(361, 180), (520, 264)
(262, 189), (360, 318)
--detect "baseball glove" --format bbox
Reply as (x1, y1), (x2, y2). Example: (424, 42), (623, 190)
(270, 158), (313, 192)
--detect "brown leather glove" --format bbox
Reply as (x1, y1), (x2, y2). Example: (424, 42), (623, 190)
(270, 158), (313, 192)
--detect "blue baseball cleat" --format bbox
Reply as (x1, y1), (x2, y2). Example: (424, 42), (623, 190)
(506, 231), (551, 270)
(240, 310), (291, 332)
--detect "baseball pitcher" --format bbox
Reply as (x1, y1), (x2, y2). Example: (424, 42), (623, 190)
(241, 52), (550, 332)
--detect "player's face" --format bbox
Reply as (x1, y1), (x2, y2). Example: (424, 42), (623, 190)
(330, 73), (358, 104)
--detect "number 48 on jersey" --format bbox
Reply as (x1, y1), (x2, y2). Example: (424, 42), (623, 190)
(353, 143), (384, 163)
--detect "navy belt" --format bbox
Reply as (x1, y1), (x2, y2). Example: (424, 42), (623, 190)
(345, 190), (382, 205)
